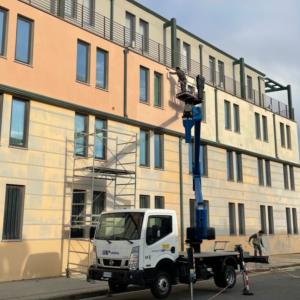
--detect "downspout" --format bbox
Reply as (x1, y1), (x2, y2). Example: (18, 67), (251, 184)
(239, 57), (246, 99)
(179, 137), (184, 251)
(287, 85), (294, 120)
(214, 88), (219, 143)
(273, 114), (278, 158)
(110, 0), (114, 40)
(199, 45), (203, 76)
(123, 48), (129, 118)
(170, 18), (177, 68)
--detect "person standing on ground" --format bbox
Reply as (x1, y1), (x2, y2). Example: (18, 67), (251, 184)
(169, 67), (187, 92)
(248, 230), (264, 256)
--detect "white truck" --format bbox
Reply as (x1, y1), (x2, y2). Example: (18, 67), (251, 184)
(88, 209), (242, 299)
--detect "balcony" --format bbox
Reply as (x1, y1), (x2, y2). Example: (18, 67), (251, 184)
(19, 0), (290, 119)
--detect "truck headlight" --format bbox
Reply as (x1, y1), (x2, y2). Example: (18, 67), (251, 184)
(128, 246), (139, 270)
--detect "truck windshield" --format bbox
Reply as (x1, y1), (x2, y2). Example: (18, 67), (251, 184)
(95, 212), (144, 241)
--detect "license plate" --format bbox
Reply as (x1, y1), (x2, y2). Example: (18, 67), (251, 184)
(103, 272), (112, 278)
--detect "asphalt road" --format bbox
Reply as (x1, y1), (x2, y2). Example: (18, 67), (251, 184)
(82, 267), (300, 300)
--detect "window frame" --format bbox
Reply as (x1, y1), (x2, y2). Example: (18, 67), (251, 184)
(292, 208), (298, 234)
(255, 112), (261, 140)
(0, 7), (8, 57)
(209, 56), (216, 84)
(226, 150), (234, 181)
(257, 158), (264, 186)
(15, 15), (34, 65)
(233, 104), (240, 133)
(283, 164), (289, 190)
(2, 185), (25, 241)
(154, 132), (164, 169)
(94, 118), (107, 160)
(229, 202), (237, 236)
(262, 115), (268, 142)
(139, 66), (149, 103)
(280, 122), (286, 147)
(146, 215), (173, 245)
(76, 39), (90, 84)
(139, 194), (150, 208)
(96, 47), (108, 90)
(139, 129), (150, 167)
(154, 196), (165, 209)
(286, 207), (292, 235)
(236, 152), (243, 183)
(139, 18), (149, 53)
(286, 125), (291, 149)
(9, 98), (30, 148)
(238, 203), (245, 236)
(224, 100), (231, 130)
(268, 206), (274, 234)
(74, 113), (88, 157)
(154, 72), (163, 107)
(218, 60), (225, 89)
(289, 165), (295, 191)
(260, 205), (267, 234)
(182, 42), (191, 72)
(125, 11), (136, 45)
(247, 75), (253, 100)
(265, 160), (272, 187)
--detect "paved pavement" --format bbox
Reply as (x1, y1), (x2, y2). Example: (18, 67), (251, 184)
(1, 253), (300, 300)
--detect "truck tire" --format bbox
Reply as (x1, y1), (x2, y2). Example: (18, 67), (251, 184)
(214, 265), (236, 289)
(108, 279), (128, 293)
(150, 271), (172, 299)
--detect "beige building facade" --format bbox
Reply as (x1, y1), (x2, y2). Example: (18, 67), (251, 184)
(0, 0), (299, 282)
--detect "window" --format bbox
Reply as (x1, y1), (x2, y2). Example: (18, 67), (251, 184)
(286, 207), (292, 234)
(202, 97), (206, 122)
(139, 19), (149, 53)
(176, 38), (181, 67)
(280, 122), (285, 147)
(65, 0), (77, 18)
(125, 12), (135, 45)
(260, 205), (267, 234)
(154, 133), (163, 169)
(209, 56), (215, 84)
(155, 196), (165, 209)
(255, 113), (261, 139)
(262, 116), (268, 142)
(233, 104), (240, 133)
(236, 152), (243, 182)
(292, 208), (298, 234)
(257, 158), (264, 186)
(283, 164), (289, 190)
(83, 0), (95, 26)
(146, 215), (172, 245)
(15, 16), (33, 64)
(218, 60), (225, 88)
(286, 125), (291, 149)
(224, 100), (231, 130)
(2, 185), (25, 240)
(140, 195), (150, 208)
(265, 160), (271, 187)
(238, 203), (245, 235)
(10, 98), (29, 147)
(95, 119), (106, 159)
(75, 114), (88, 156)
(140, 130), (149, 166)
(71, 190), (85, 238)
(76, 40), (89, 83)
(92, 191), (105, 222)
(140, 66), (149, 103)
(96, 48), (108, 89)
(182, 42), (191, 72)
(189, 199), (209, 227)
(0, 8), (7, 56)
(228, 202), (237, 235)
(226, 150), (234, 181)
(247, 75), (253, 100)
(290, 166), (295, 191)
(188, 144), (208, 176)
(268, 206), (274, 234)
(154, 72), (162, 107)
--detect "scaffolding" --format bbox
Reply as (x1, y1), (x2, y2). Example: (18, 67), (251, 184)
(65, 128), (137, 278)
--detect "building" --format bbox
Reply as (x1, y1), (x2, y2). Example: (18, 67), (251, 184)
(0, 0), (299, 282)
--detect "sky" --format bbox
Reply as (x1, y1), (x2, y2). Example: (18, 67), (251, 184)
(137, 0), (300, 142)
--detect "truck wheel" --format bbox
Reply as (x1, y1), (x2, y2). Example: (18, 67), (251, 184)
(108, 279), (128, 293)
(214, 265), (236, 289)
(150, 271), (172, 299)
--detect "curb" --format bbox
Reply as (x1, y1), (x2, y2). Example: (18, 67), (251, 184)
(248, 263), (300, 274)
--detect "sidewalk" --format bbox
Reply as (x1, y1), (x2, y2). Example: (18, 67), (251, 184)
(1, 253), (300, 300)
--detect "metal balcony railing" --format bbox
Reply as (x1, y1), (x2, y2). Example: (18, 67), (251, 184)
(19, 0), (291, 119)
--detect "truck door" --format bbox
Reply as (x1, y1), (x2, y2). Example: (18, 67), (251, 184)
(144, 215), (177, 269)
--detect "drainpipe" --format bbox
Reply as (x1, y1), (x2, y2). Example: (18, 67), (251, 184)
(199, 45), (203, 76)
(110, 0), (114, 40)
(239, 57), (246, 99)
(287, 85), (294, 120)
(179, 137), (184, 251)
(170, 18), (177, 68)
(123, 48), (129, 118)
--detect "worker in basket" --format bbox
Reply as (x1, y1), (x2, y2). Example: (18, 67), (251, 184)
(169, 66), (187, 92)
(248, 230), (265, 256)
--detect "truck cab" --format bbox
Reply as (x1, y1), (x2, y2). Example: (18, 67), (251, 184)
(88, 209), (179, 298)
